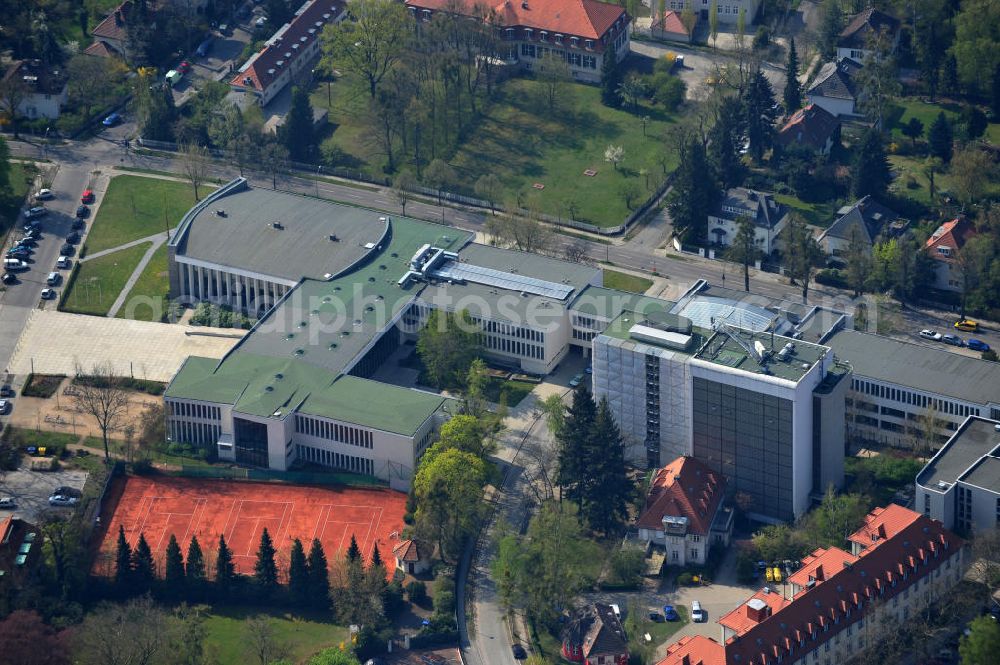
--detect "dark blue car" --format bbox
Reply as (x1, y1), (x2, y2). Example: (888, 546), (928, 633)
(103, 112), (122, 127)
(663, 605), (679, 621)
(968, 339), (991, 352)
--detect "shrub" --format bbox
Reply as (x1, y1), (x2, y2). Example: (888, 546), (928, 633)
(736, 553), (757, 584)
(752, 27), (770, 50)
(21, 373), (66, 398)
(609, 548), (645, 587)
(815, 268), (847, 288)
(433, 575), (456, 617)
(406, 580), (429, 605)
(676, 572), (695, 586)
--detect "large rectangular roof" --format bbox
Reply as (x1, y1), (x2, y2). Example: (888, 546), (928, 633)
(454, 243), (599, 294)
(826, 329), (1000, 405)
(918, 417), (1000, 489)
(569, 285), (672, 320)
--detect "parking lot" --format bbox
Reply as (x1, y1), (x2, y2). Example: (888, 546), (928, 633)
(0, 466), (88, 524)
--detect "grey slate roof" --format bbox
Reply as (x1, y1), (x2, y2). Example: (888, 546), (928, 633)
(808, 59), (862, 101)
(820, 196), (900, 244)
(713, 188), (787, 230)
(838, 8), (900, 50)
(918, 417), (1000, 490)
(826, 329), (1000, 406)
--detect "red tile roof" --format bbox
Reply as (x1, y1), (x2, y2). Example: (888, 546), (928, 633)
(231, 0), (346, 95)
(653, 10), (691, 36)
(776, 104), (840, 152)
(392, 539), (427, 562)
(636, 456), (726, 536)
(83, 40), (123, 58)
(718, 587), (791, 637)
(923, 218), (977, 265)
(787, 547), (859, 588)
(92, 1), (133, 43)
(405, 0), (626, 41)
(848, 503), (922, 551)
(0, 516), (12, 545)
(656, 506), (964, 665)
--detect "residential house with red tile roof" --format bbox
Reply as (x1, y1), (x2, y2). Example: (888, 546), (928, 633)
(562, 603), (629, 665)
(776, 104), (840, 156)
(230, 0), (347, 107)
(392, 538), (431, 576)
(924, 217), (978, 293)
(636, 456), (733, 567)
(403, 0), (631, 83)
(836, 8), (900, 63)
(655, 505), (966, 665)
(91, 1), (134, 59)
(651, 10), (694, 43)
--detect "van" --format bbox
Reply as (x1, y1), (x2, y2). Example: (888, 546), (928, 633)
(46, 272), (60, 286)
(4, 259), (27, 271)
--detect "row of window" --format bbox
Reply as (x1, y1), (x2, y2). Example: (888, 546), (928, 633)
(851, 378), (980, 419)
(482, 333), (544, 359)
(571, 314), (604, 330)
(295, 415), (374, 449)
(519, 44), (598, 69)
(297, 444), (374, 476)
(472, 317), (544, 342)
(169, 420), (220, 446)
(572, 329), (598, 341)
(168, 400), (221, 421)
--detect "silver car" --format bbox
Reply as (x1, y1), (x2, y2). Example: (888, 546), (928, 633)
(48, 495), (79, 507)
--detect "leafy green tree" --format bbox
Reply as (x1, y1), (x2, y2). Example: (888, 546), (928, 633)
(652, 75), (685, 112)
(556, 385), (598, 507)
(288, 538), (310, 605)
(727, 215), (759, 293)
(616, 75), (646, 111)
(114, 525), (132, 591)
(901, 117), (924, 149)
(851, 128), (892, 199)
(601, 40), (621, 107)
(136, 79), (177, 142)
(784, 214), (823, 301)
(474, 173), (503, 214)
(784, 38), (801, 111)
(960, 616), (1000, 665)
(951, 0), (1000, 95)
(845, 226), (872, 297)
(416, 309), (481, 390)
(413, 444), (489, 561)
(818, 0), (844, 57)
(463, 358), (490, 419)
(959, 106), (988, 142)
(709, 0), (719, 48)
(927, 112), (954, 163)
(708, 97), (746, 189)
(265, 0), (294, 26)
(584, 397), (631, 535)
(282, 86), (316, 162)
(950, 147), (996, 205)
(744, 69), (778, 161)
(666, 137), (718, 244)
(541, 393), (567, 440)
(856, 30), (901, 129)
(437, 414), (493, 458)
(680, 5), (697, 44)
(942, 54), (960, 95)
(752, 523), (803, 563)
(215, 534), (236, 597)
(307, 539), (331, 611)
(992, 63), (1000, 116)
(321, 0), (409, 99)
(131, 533), (155, 593)
(802, 487), (870, 549)
(164, 534), (185, 593)
(309, 648), (362, 665)
(423, 158), (456, 204)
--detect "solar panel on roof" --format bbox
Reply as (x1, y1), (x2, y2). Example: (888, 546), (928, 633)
(431, 260), (575, 300)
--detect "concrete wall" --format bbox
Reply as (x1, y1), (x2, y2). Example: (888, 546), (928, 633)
(807, 94), (857, 119)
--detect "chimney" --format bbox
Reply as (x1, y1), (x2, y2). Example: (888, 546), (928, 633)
(746, 598), (769, 623)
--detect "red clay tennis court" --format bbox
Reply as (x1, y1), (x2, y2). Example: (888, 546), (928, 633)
(94, 475), (407, 578)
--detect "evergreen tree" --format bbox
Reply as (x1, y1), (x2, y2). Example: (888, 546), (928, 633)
(744, 69), (778, 161)
(131, 533), (155, 592)
(783, 38), (801, 111)
(346, 535), (362, 563)
(114, 525), (133, 591)
(289, 538), (310, 605)
(186, 535), (206, 598)
(708, 97), (746, 189)
(254, 528), (279, 593)
(164, 534), (186, 592)
(282, 86), (316, 162)
(666, 138), (718, 244)
(370, 542), (384, 569)
(215, 534), (236, 597)
(784, 214), (823, 302)
(307, 539), (331, 611)
(851, 129), (892, 199)
(927, 112), (954, 163)
(992, 63), (1000, 116)
(601, 41), (621, 108)
(942, 54), (959, 95)
(362, 544), (389, 626)
(556, 385), (598, 507)
(583, 398), (631, 536)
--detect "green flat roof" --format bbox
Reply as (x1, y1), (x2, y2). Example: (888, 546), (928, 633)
(694, 329), (827, 382)
(300, 376), (450, 435)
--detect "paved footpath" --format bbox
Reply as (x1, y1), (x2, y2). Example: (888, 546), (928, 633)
(105, 233), (169, 318)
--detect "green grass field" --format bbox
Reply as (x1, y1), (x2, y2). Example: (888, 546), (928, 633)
(888, 98), (1000, 146)
(62, 243), (150, 316)
(117, 243), (169, 322)
(773, 193), (840, 229)
(484, 377), (535, 407)
(2, 161), (39, 232)
(201, 606), (348, 664)
(889, 154), (1000, 206)
(314, 74), (678, 227)
(603, 269), (654, 293)
(86, 175), (211, 254)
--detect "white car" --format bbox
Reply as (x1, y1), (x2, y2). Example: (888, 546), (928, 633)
(919, 329), (942, 341)
(34, 188), (53, 200)
(0, 497), (15, 509)
(41, 288), (56, 300)
(56, 256), (72, 269)
(0, 399), (9, 414)
(691, 600), (706, 623)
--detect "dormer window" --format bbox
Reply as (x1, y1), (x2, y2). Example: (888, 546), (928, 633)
(937, 246), (951, 256)
(554, 33), (563, 44)
(571, 36), (579, 48)
(540, 30), (548, 42)
(506, 28), (514, 40)
(421, 9), (431, 20)
(525, 28), (533, 39)
(585, 39), (594, 49)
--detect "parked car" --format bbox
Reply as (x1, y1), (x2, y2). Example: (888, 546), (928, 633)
(1, 272), (14, 284)
(59, 244), (75, 256)
(511, 644), (527, 660)
(81, 189), (95, 204)
(46, 272), (60, 286)
(177, 60), (192, 74)
(3, 259), (29, 271)
(23, 206), (47, 219)
(48, 494), (78, 507)
(102, 112), (122, 127)
(40, 288), (56, 300)
(648, 609), (664, 622)
(0, 497), (15, 509)
(75, 205), (89, 218)
(954, 319), (979, 332)
(23, 220), (42, 233)
(254, 15), (268, 27)
(33, 188), (53, 200)
(919, 329), (942, 341)
(6, 249), (31, 260)
(569, 373), (584, 387)
(0, 384), (14, 397)
(691, 601), (706, 623)
(941, 334), (964, 347)
(663, 605), (679, 621)
(56, 256), (72, 269)
(967, 339), (991, 352)
(67, 232), (81, 244)
(16, 236), (37, 247)
(0, 399), (9, 414)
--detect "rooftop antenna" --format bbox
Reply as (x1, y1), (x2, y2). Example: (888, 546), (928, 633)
(770, 318), (775, 352)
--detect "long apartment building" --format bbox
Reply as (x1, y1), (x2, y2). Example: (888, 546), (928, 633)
(916, 416), (1000, 533)
(824, 329), (1000, 449)
(657, 504), (965, 665)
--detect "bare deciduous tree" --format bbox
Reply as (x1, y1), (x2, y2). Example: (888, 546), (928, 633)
(73, 361), (130, 462)
(0, 77), (28, 139)
(393, 169), (417, 216)
(244, 614), (287, 665)
(179, 143), (210, 201)
(74, 596), (168, 665)
(563, 240), (590, 265)
(485, 199), (553, 255)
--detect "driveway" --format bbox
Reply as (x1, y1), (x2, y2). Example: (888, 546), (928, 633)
(0, 466), (88, 524)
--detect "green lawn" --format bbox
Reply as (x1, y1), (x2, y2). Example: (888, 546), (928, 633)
(61, 243), (150, 316)
(2, 161), (38, 232)
(888, 97), (1000, 147)
(888, 154), (1000, 207)
(484, 377), (535, 407)
(314, 74), (679, 227)
(603, 269), (654, 293)
(201, 606), (349, 664)
(86, 175), (211, 254)
(773, 193), (840, 229)
(117, 243), (169, 321)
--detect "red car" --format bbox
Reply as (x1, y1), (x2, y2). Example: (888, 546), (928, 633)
(81, 189), (95, 204)
(177, 61), (192, 74)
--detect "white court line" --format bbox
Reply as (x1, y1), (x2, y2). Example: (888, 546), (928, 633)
(181, 498), (208, 545)
(219, 498), (240, 543)
(312, 504), (331, 542)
